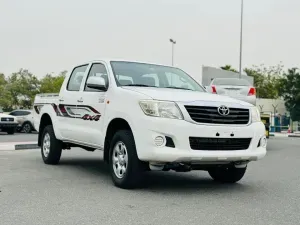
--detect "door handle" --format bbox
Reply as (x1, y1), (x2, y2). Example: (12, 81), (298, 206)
(59, 99), (64, 102)
(77, 98), (83, 103)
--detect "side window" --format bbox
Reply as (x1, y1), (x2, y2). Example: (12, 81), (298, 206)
(9, 111), (17, 116)
(21, 111), (31, 116)
(67, 64), (88, 91)
(84, 63), (108, 92)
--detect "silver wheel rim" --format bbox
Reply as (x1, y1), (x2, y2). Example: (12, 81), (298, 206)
(24, 124), (30, 133)
(43, 133), (51, 158)
(112, 141), (128, 179)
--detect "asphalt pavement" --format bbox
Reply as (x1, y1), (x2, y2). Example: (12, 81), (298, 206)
(0, 132), (38, 142)
(1, 137), (300, 225)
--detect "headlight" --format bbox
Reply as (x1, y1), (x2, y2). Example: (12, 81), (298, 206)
(139, 100), (183, 120)
(251, 107), (261, 123)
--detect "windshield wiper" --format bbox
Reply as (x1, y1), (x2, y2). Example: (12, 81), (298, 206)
(122, 84), (156, 87)
(165, 86), (193, 91)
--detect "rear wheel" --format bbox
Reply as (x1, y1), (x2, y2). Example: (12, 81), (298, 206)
(41, 125), (62, 165)
(208, 165), (247, 183)
(109, 130), (145, 189)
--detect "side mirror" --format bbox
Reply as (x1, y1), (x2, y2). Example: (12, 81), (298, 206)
(86, 76), (107, 91)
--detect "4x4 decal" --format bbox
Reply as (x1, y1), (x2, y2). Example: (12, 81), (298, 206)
(33, 103), (102, 121)
(82, 114), (101, 121)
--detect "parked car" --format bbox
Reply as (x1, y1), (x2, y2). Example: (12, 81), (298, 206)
(206, 78), (256, 105)
(9, 109), (35, 133)
(33, 59), (267, 189)
(0, 113), (18, 134)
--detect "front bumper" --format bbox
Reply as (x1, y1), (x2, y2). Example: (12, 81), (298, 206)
(0, 123), (19, 129)
(133, 117), (267, 163)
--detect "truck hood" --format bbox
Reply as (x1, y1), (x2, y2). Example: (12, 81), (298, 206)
(122, 87), (252, 107)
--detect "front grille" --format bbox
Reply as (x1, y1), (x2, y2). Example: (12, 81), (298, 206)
(184, 105), (250, 125)
(189, 137), (252, 151)
(1, 117), (14, 122)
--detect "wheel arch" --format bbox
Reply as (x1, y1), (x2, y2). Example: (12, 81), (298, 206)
(21, 120), (35, 130)
(103, 117), (134, 163)
(38, 113), (53, 146)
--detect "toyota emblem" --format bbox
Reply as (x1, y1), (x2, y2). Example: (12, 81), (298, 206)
(217, 105), (230, 116)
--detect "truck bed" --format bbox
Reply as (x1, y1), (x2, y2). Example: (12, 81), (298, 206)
(34, 93), (59, 104)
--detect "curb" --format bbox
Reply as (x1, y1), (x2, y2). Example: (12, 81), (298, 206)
(288, 135), (300, 138)
(0, 142), (39, 151)
(15, 144), (39, 150)
(270, 133), (300, 138)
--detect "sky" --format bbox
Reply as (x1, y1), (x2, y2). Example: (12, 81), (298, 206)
(0, 0), (299, 82)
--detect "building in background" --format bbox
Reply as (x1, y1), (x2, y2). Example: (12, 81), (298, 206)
(256, 98), (291, 132)
(201, 66), (254, 86)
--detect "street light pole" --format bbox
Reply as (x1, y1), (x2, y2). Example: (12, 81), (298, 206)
(239, 0), (244, 78)
(169, 38), (176, 66)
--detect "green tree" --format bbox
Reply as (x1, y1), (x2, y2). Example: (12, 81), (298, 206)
(0, 73), (14, 111)
(220, 65), (238, 73)
(6, 69), (40, 109)
(244, 64), (283, 98)
(0, 73), (6, 86)
(39, 70), (66, 93)
(278, 68), (300, 121)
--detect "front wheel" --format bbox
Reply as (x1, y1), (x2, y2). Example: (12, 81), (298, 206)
(41, 125), (62, 165)
(109, 130), (145, 189)
(7, 128), (16, 135)
(208, 165), (247, 183)
(22, 122), (32, 133)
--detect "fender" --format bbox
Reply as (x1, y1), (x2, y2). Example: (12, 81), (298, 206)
(35, 103), (64, 141)
(103, 111), (137, 138)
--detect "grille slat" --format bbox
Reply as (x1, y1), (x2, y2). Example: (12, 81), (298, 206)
(1, 117), (14, 122)
(188, 112), (249, 118)
(190, 117), (249, 124)
(189, 137), (252, 151)
(185, 105), (250, 125)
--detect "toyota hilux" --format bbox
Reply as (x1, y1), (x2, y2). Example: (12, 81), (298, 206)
(33, 59), (267, 189)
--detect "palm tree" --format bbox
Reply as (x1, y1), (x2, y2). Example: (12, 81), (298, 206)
(220, 65), (238, 73)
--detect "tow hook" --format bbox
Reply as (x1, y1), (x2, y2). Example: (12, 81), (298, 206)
(149, 163), (165, 171)
(163, 163), (192, 172)
(234, 161), (248, 168)
(175, 163), (192, 172)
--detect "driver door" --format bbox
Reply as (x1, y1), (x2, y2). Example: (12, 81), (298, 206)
(74, 62), (109, 147)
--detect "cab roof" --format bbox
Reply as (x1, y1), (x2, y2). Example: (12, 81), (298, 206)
(80, 58), (176, 68)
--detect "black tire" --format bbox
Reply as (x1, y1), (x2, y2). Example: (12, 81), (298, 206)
(208, 165), (247, 183)
(22, 122), (32, 133)
(41, 125), (62, 165)
(109, 129), (145, 189)
(7, 128), (16, 135)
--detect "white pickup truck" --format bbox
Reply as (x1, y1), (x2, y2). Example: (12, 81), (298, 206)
(33, 59), (267, 189)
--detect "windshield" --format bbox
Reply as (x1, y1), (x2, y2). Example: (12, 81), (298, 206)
(212, 78), (251, 86)
(110, 61), (205, 92)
